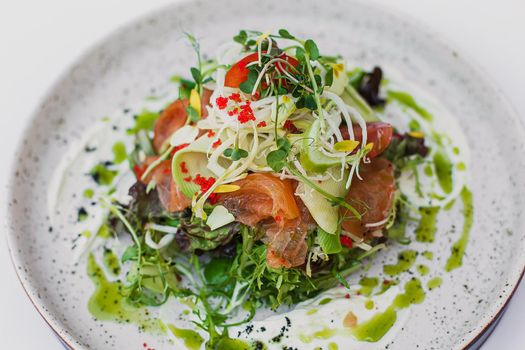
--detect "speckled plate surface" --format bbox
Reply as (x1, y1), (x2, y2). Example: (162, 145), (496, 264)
(6, 0), (525, 349)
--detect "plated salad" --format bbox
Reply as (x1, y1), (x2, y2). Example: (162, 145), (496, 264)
(71, 29), (472, 349)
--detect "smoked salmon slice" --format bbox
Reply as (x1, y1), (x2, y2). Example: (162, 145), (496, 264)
(340, 122), (393, 158)
(220, 173), (315, 268)
(139, 156), (191, 212)
(153, 88), (213, 152)
(341, 157), (395, 239)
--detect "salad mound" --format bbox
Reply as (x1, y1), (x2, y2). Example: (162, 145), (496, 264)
(82, 29), (469, 348)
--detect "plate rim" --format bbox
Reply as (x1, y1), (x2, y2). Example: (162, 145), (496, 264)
(5, 0), (525, 349)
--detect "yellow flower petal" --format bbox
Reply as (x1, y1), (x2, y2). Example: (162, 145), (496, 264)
(408, 131), (425, 139)
(331, 63), (345, 78)
(364, 142), (375, 151)
(189, 89), (201, 117)
(213, 184), (241, 193)
(334, 140), (360, 152)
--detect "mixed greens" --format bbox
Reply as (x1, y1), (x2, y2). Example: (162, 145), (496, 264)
(80, 29), (470, 349)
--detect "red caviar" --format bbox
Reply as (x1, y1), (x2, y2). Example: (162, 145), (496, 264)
(229, 93), (242, 103)
(171, 143), (189, 155)
(274, 215), (282, 222)
(193, 174), (216, 193)
(207, 130), (216, 138)
(340, 235), (353, 248)
(208, 193), (218, 205)
(238, 102), (256, 124)
(212, 139), (222, 148)
(215, 96), (229, 109)
(257, 121), (267, 128)
(193, 174), (218, 204)
(179, 161), (188, 174)
(283, 120), (299, 133)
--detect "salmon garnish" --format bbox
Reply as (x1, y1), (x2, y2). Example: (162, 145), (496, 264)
(219, 173), (300, 225)
(140, 156), (191, 212)
(153, 88), (213, 153)
(341, 158), (395, 239)
(220, 173), (315, 268)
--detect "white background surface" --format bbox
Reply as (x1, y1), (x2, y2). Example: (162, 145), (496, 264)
(1, 0), (524, 348)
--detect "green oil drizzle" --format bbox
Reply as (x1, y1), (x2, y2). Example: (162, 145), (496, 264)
(416, 264), (429, 276)
(427, 277), (443, 290)
(445, 187), (474, 271)
(213, 338), (252, 350)
(168, 325), (204, 350)
(444, 199), (456, 211)
(90, 163), (118, 186)
(457, 162), (466, 171)
(83, 188), (94, 199)
(387, 90), (433, 121)
(378, 280), (398, 295)
(77, 208), (88, 222)
(314, 328), (337, 339)
(300, 328), (337, 343)
(392, 278), (426, 309)
(351, 307), (397, 342)
(103, 249), (121, 276)
(383, 250), (418, 276)
(358, 277), (379, 296)
(352, 278), (426, 342)
(328, 342), (339, 350)
(306, 308), (318, 315)
(422, 251), (433, 261)
(87, 254), (162, 332)
(365, 300), (375, 310)
(319, 297), (332, 305)
(112, 141), (127, 164)
(433, 151), (453, 194)
(97, 224), (112, 239)
(424, 164), (434, 177)
(415, 207), (440, 242)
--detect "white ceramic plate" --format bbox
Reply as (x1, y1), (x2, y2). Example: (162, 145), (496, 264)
(7, 0), (525, 349)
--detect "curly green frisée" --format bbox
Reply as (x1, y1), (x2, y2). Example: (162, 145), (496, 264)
(63, 29), (474, 349)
